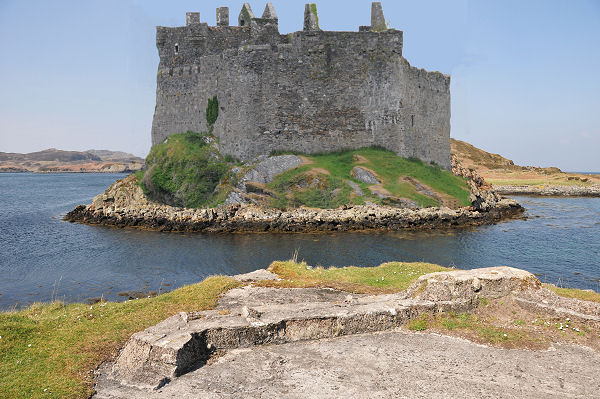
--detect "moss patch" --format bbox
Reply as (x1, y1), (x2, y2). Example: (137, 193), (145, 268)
(310, 4), (320, 30)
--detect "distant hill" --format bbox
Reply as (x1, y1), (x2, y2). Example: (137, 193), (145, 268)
(85, 150), (143, 163)
(451, 139), (599, 187)
(0, 149), (144, 173)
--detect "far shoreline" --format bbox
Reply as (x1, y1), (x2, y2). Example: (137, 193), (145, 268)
(494, 184), (600, 197)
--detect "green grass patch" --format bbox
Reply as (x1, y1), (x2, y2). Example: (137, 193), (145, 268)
(139, 142), (470, 210)
(431, 312), (543, 347)
(440, 312), (473, 330)
(0, 277), (239, 399)
(268, 147), (471, 208)
(262, 260), (449, 294)
(268, 169), (352, 209)
(139, 131), (233, 208)
(407, 315), (428, 331)
(544, 284), (600, 303)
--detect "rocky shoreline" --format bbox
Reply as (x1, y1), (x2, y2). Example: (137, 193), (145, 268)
(64, 175), (524, 233)
(494, 184), (600, 197)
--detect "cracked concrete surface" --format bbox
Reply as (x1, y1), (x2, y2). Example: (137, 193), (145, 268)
(92, 267), (600, 398)
(94, 330), (600, 398)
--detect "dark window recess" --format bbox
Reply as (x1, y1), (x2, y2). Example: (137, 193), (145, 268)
(175, 44), (179, 54)
(411, 115), (414, 127)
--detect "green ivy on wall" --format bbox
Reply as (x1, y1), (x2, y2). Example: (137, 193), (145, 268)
(206, 95), (219, 128)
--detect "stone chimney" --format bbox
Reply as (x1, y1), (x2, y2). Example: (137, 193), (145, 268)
(186, 12), (200, 26)
(216, 7), (229, 26)
(371, 2), (387, 31)
(303, 4), (319, 31)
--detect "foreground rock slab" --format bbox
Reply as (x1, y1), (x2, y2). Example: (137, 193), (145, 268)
(94, 330), (600, 399)
(105, 266), (561, 391)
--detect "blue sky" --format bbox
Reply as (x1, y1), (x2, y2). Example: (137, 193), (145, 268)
(0, 0), (598, 170)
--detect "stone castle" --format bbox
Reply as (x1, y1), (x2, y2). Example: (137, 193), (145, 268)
(151, 2), (451, 169)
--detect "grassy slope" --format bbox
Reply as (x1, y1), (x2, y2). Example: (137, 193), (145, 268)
(0, 277), (239, 399)
(268, 147), (471, 208)
(1, 261), (598, 398)
(139, 132), (235, 208)
(0, 261), (448, 399)
(139, 134), (470, 209)
(451, 138), (600, 187)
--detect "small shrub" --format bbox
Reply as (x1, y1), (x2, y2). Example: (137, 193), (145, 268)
(206, 95), (219, 127)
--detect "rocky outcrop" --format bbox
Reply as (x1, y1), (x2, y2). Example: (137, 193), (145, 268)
(467, 180), (505, 212)
(226, 155), (302, 204)
(351, 166), (380, 184)
(105, 266), (559, 391)
(239, 155), (302, 188)
(493, 185), (600, 197)
(451, 154), (487, 188)
(403, 266), (541, 302)
(65, 175), (524, 233)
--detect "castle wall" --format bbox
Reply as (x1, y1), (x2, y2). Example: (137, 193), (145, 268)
(151, 18), (450, 169)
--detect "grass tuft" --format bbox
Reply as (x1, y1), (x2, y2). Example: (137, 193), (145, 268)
(407, 316), (428, 331)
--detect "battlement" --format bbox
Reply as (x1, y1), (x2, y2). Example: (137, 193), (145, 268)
(156, 2), (402, 66)
(151, 3), (452, 169)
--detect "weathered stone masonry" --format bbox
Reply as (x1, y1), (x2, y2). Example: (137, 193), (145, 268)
(151, 2), (451, 169)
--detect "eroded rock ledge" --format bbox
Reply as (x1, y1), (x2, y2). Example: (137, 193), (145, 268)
(104, 267), (600, 391)
(65, 175), (524, 233)
(494, 184), (600, 197)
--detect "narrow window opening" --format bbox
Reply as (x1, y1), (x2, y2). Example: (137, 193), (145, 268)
(411, 115), (414, 127)
(240, 20), (245, 26)
(174, 43), (179, 54)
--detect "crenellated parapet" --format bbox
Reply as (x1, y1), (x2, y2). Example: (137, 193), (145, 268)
(155, 2), (401, 67)
(151, 3), (451, 169)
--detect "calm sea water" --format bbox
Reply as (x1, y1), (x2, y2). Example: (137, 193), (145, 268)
(0, 173), (599, 309)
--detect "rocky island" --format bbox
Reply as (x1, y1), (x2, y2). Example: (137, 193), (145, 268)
(65, 132), (523, 232)
(65, 2), (523, 232)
